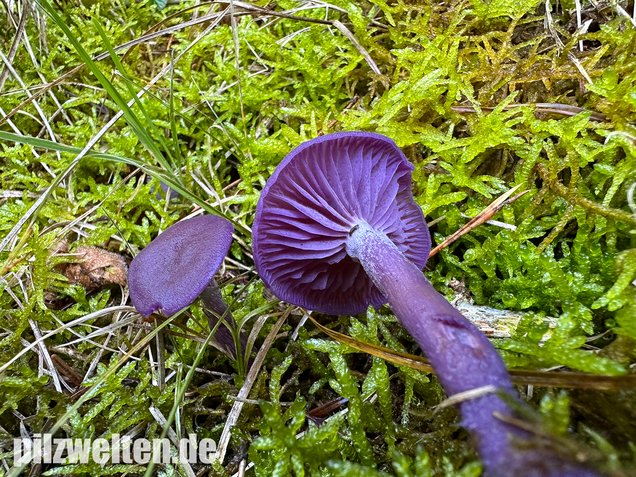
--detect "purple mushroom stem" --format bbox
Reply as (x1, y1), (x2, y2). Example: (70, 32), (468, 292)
(347, 221), (518, 470)
(200, 279), (247, 357)
(347, 226), (602, 476)
(346, 225), (603, 476)
(200, 279), (233, 322)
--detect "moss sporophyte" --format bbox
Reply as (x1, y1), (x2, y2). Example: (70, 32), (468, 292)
(252, 132), (604, 476)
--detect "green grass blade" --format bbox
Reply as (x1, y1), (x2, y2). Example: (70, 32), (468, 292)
(91, 18), (179, 168)
(36, 0), (172, 172)
(0, 131), (248, 233)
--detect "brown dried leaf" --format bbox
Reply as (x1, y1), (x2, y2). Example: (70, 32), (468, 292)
(63, 246), (128, 290)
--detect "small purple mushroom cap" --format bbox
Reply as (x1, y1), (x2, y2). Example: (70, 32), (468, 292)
(252, 132), (430, 315)
(128, 215), (233, 317)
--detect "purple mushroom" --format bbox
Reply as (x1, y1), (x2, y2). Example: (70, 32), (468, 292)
(128, 215), (240, 357)
(252, 132), (602, 476)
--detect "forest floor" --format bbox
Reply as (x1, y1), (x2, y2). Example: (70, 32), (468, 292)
(0, 0), (635, 475)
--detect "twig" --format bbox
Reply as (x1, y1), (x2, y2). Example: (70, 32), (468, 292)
(452, 102), (606, 122)
(50, 354), (83, 388)
(429, 185), (527, 257)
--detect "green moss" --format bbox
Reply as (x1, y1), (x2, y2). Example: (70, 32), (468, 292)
(1, 0), (635, 474)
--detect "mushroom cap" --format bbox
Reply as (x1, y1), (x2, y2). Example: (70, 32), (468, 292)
(252, 131), (430, 315)
(128, 215), (233, 317)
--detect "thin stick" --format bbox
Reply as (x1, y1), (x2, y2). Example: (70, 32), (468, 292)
(452, 102), (606, 122)
(428, 185), (527, 257)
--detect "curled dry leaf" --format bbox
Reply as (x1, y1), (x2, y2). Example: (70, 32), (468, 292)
(63, 246), (128, 290)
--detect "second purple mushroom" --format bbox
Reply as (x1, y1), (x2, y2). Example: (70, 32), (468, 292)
(252, 132), (601, 476)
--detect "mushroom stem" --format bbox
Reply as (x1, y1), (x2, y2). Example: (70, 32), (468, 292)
(346, 222), (600, 476)
(200, 280), (246, 360)
(200, 279), (233, 320)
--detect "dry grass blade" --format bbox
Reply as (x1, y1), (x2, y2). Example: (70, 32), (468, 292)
(0, 0), (30, 92)
(508, 370), (636, 390)
(436, 385), (499, 410)
(428, 184), (527, 258)
(308, 316), (433, 373)
(309, 318), (636, 390)
(53, 314), (137, 349)
(153, 318), (166, 390)
(28, 319), (63, 393)
(574, 0), (583, 51)
(615, 3), (636, 27)
(452, 102), (607, 121)
(0, 49), (61, 158)
(0, 306), (137, 375)
(148, 406), (196, 477)
(214, 309), (290, 465)
(332, 20), (381, 75)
